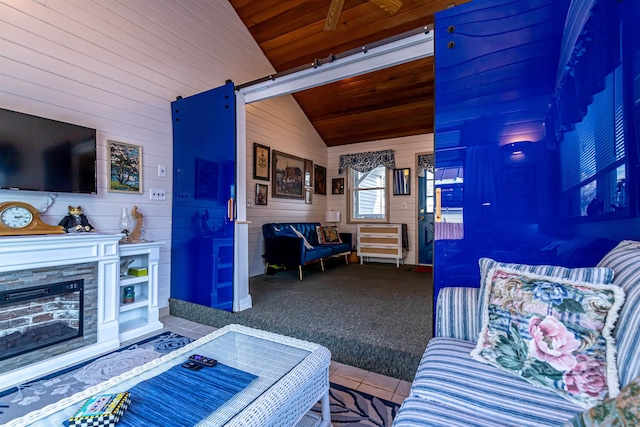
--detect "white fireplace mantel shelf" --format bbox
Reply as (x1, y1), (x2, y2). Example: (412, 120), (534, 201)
(0, 233), (123, 390)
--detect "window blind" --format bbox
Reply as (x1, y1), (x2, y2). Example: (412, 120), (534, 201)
(560, 65), (624, 191)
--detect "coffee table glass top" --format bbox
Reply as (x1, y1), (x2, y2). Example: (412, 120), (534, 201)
(10, 326), (318, 427)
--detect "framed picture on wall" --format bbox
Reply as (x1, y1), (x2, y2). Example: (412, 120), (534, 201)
(255, 183), (268, 205)
(314, 165), (326, 195)
(332, 178), (344, 194)
(253, 143), (270, 181)
(304, 159), (313, 187)
(108, 140), (143, 194)
(272, 150), (304, 199)
(393, 168), (411, 195)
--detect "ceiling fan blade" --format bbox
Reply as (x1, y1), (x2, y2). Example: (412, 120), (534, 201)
(324, 0), (346, 31)
(369, 0), (403, 15)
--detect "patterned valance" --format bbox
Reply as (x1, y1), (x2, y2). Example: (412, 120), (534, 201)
(338, 150), (395, 174)
(417, 154), (434, 173)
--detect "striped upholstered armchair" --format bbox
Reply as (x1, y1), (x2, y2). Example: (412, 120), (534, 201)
(393, 241), (640, 427)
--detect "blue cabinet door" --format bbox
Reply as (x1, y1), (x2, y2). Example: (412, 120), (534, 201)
(170, 82), (236, 311)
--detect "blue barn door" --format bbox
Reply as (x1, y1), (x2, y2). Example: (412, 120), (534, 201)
(170, 82), (236, 311)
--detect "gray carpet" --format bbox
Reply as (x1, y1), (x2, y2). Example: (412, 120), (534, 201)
(170, 262), (433, 381)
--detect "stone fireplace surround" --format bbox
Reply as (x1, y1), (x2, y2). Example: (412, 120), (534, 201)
(0, 234), (122, 391)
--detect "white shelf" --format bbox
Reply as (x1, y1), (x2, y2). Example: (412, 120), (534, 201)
(119, 297), (149, 312)
(119, 275), (148, 286)
(119, 317), (148, 334)
(117, 241), (163, 342)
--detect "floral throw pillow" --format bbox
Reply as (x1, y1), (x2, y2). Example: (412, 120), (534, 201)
(471, 266), (624, 408)
(321, 226), (342, 244)
(564, 375), (640, 426)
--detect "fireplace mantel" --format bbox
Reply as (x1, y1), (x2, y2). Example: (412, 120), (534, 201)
(0, 233), (122, 390)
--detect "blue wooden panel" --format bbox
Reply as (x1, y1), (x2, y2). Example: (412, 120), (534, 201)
(432, 0), (639, 330)
(170, 82), (236, 311)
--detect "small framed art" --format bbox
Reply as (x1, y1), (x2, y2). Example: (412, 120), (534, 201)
(253, 143), (270, 181)
(108, 140), (142, 194)
(256, 183), (268, 205)
(332, 178), (344, 194)
(393, 168), (411, 195)
(304, 159), (313, 187)
(314, 165), (326, 195)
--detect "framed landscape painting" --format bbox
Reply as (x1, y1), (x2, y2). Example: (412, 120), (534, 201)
(272, 150), (304, 199)
(108, 140), (142, 194)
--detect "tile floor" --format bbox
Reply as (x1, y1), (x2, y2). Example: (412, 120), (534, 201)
(157, 314), (412, 405)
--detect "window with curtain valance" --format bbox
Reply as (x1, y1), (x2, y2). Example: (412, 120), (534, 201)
(554, 0), (633, 219)
(338, 149), (396, 174)
(550, 0), (621, 137)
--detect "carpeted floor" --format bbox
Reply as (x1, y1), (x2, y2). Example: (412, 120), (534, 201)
(170, 262), (433, 381)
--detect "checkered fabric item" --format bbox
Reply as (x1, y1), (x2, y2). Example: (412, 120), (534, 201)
(69, 392), (130, 427)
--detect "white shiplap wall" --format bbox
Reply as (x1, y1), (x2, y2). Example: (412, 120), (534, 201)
(327, 134), (434, 265)
(245, 96), (328, 277)
(0, 0), (283, 307)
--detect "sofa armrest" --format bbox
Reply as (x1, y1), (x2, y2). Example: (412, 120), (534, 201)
(263, 236), (305, 265)
(339, 233), (352, 248)
(435, 287), (480, 342)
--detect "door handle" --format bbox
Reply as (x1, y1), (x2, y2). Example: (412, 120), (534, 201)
(227, 198), (234, 222)
(435, 188), (442, 222)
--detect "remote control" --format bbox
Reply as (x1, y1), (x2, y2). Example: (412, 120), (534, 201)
(181, 361), (203, 371)
(189, 354), (217, 367)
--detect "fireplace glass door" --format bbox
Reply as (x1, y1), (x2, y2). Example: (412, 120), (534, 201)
(0, 279), (84, 361)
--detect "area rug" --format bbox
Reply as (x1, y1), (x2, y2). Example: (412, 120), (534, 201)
(311, 383), (400, 426)
(1, 332), (400, 426)
(0, 332), (193, 422)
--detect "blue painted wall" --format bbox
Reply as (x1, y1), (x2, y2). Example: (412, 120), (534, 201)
(433, 0), (640, 306)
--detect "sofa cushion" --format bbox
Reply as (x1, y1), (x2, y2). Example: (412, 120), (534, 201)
(272, 225), (297, 237)
(411, 338), (584, 426)
(263, 222), (321, 245)
(302, 246), (332, 263)
(320, 225), (342, 244)
(392, 396), (507, 427)
(290, 225), (314, 249)
(324, 242), (351, 255)
(471, 266), (624, 408)
(597, 240), (640, 387)
(477, 258), (616, 336)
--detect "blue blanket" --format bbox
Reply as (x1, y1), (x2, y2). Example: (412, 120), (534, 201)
(68, 363), (257, 427)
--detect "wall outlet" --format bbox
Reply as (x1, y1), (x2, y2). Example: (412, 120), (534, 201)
(247, 199), (253, 207)
(157, 164), (167, 177)
(150, 188), (166, 200)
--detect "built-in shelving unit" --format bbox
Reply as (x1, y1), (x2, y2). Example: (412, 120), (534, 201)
(357, 224), (406, 267)
(118, 241), (163, 342)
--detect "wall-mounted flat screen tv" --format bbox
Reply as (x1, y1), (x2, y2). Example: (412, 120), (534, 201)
(0, 108), (97, 194)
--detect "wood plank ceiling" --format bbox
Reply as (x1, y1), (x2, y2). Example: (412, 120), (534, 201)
(230, 0), (469, 147)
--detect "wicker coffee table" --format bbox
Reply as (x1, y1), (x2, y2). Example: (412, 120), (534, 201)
(9, 324), (332, 427)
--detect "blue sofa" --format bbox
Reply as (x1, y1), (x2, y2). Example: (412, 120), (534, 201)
(393, 240), (640, 427)
(262, 222), (352, 280)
